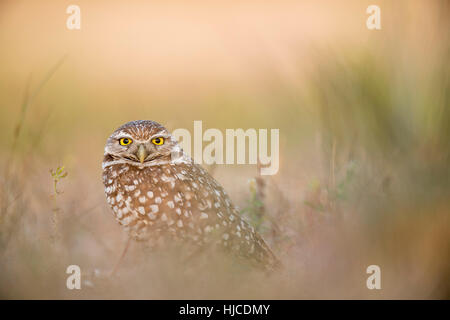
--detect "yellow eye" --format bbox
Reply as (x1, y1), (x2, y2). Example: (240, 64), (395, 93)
(119, 138), (133, 146)
(151, 137), (164, 145)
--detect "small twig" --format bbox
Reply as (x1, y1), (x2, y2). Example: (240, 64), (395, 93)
(330, 137), (337, 190)
(329, 137), (337, 211)
(109, 237), (132, 277)
(49, 166), (68, 242)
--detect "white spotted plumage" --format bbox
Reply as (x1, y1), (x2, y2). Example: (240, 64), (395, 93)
(102, 120), (280, 270)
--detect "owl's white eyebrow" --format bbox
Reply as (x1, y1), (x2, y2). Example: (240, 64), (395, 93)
(149, 132), (169, 139)
(114, 132), (134, 139)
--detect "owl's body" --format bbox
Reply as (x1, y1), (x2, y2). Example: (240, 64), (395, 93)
(102, 120), (279, 269)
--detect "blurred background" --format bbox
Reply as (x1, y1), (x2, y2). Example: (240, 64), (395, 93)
(0, 0), (449, 299)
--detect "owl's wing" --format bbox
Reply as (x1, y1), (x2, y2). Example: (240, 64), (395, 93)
(173, 162), (281, 270)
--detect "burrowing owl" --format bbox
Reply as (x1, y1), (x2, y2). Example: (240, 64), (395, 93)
(102, 120), (279, 270)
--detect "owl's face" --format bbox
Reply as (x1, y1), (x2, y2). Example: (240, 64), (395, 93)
(104, 120), (180, 166)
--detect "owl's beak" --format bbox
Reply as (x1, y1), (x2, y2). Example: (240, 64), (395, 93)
(136, 144), (148, 164)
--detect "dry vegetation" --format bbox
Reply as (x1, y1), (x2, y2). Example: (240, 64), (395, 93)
(0, 0), (449, 299)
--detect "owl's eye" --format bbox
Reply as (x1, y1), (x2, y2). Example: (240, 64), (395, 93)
(151, 137), (164, 145)
(119, 138), (133, 146)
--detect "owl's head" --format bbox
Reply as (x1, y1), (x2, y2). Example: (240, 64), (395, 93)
(103, 120), (182, 167)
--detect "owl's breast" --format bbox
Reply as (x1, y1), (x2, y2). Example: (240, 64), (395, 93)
(102, 162), (279, 268)
(102, 162), (229, 241)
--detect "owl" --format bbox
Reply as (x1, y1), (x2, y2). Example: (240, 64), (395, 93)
(102, 120), (279, 270)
